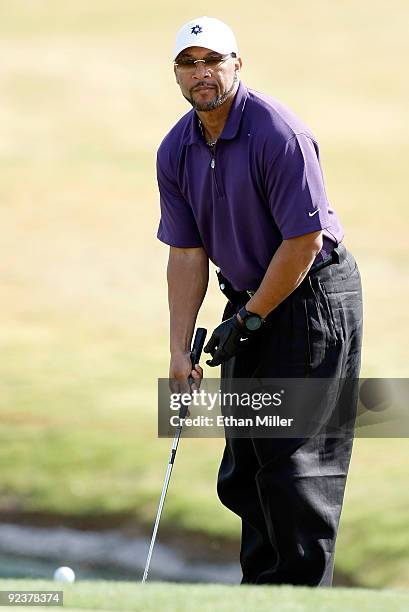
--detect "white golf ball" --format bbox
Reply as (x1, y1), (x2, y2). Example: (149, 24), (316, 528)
(53, 566), (76, 583)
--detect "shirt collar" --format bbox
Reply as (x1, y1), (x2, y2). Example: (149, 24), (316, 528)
(188, 80), (248, 145)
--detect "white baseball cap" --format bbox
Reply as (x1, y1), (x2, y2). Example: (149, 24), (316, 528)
(173, 16), (239, 61)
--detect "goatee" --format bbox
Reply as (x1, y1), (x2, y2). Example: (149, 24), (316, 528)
(186, 72), (238, 112)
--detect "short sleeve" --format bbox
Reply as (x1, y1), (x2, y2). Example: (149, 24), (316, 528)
(156, 150), (203, 248)
(264, 133), (331, 239)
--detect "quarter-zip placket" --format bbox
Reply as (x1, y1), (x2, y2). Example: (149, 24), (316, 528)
(198, 117), (224, 198)
(208, 142), (222, 197)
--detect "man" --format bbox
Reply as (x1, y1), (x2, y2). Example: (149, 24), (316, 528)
(157, 16), (363, 586)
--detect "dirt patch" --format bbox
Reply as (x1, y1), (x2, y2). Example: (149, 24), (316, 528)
(0, 510), (358, 585)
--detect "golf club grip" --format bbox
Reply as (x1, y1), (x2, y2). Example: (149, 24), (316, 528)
(190, 327), (207, 368)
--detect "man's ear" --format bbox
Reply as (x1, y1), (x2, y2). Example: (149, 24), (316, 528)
(234, 56), (243, 72)
(174, 65), (180, 84)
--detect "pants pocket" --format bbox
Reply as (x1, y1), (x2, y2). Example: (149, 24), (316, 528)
(303, 277), (338, 370)
(304, 299), (324, 370)
(316, 279), (340, 344)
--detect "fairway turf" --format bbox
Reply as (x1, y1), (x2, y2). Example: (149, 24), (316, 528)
(1, 580), (409, 612)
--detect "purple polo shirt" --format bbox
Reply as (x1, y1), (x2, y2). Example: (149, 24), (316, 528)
(157, 81), (343, 291)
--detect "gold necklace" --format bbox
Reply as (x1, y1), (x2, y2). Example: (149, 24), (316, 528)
(198, 119), (218, 147)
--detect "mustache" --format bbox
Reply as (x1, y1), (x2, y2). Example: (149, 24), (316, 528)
(190, 82), (217, 93)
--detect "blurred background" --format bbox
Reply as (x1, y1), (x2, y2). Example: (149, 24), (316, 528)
(0, 0), (408, 587)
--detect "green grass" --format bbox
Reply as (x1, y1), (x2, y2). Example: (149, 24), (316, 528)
(1, 580), (409, 612)
(0, 0), (408, 591)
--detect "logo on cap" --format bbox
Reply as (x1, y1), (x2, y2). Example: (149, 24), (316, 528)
(191, 25), (203, 35)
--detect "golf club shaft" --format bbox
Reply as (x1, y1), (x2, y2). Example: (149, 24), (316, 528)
(141, 327), (207, 583)
(141, 425), (182, 583)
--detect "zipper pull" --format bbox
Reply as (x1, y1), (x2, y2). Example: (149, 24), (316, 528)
(210, 158), (215, 169)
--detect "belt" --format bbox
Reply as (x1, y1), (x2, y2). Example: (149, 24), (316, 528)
(217, 245), (343, 307)
(308, 244), (341, 275)
(216, 270), (255, 306)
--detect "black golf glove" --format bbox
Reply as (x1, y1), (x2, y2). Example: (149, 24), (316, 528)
(204, 315), (252, 367)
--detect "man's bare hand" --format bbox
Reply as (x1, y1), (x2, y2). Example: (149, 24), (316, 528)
(169, 352), (203, 394)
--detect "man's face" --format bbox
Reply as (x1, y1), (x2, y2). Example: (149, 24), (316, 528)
(174, 46), (242, 112)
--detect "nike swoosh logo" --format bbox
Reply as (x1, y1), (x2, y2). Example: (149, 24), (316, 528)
(308, 209), (320, 217)
(239, 337), (249, 342)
